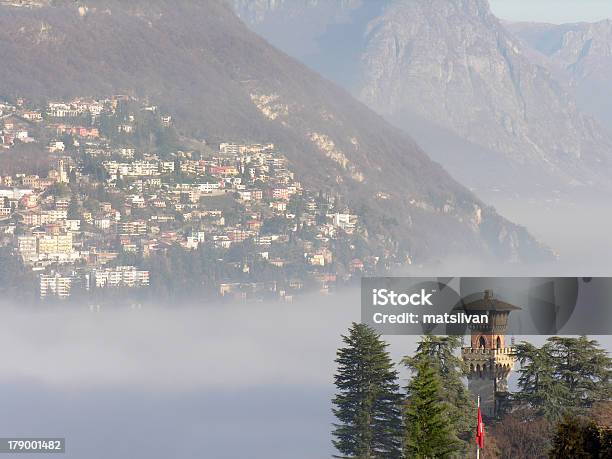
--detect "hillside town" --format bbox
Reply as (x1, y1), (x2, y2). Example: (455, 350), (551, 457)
(0, 95), (383, 302)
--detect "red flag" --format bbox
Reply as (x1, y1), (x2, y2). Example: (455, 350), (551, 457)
(476, 405), (485, 450)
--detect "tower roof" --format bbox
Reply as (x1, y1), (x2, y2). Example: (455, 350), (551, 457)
(455, 289), (522, 312)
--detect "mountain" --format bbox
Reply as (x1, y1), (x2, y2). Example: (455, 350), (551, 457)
(232, 0), (387, 90)
(507, 19), (612, 132)
(0, 0), (550, 262)
(233, 0), (612, 194)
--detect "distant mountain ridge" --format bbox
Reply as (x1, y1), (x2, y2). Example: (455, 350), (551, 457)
(507, 18), (612, 132)
(0, 0), (550, 262)
(233, 0), (612, 193)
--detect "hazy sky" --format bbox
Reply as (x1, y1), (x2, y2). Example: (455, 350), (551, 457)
(490, 0), (612, 24)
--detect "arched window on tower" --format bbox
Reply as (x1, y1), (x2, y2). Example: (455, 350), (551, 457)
(496, 336), (502, 349)
(479, 336), (486, 348)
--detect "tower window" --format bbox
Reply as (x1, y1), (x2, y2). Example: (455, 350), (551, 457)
(496, 336), (501, 349)
(479, 336), (486, 348)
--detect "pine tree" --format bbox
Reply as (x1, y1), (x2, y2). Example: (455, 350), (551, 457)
(404, 361), (462, 458)
(514, 341), (570, 421)
(332, 323), (403, 459)
(514, 336), (611, 422)
(403, 336), (475, 451)
(548, 336), (611, 409)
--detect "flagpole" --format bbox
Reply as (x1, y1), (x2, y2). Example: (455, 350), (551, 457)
(476, 395), (480, 459)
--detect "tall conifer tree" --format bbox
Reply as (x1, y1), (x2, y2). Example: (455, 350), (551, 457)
(404, 361), (462, 458)
(403, 335), (475, 450)
(332, 323), (403, 459)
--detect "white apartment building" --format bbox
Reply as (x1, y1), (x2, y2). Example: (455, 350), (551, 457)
(47, 103), (80, 118)
(92, 266), (150, 288)
(40, 274), (72, 299)
(327, 212), (358, 232)
(160, 161), (175, 174)
(103, 161), (160, 177)
(196, 182), (221, 193)
(18, 236), (38, 262)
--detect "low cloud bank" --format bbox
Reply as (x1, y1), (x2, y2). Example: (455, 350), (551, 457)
(0, 292), (366, 390)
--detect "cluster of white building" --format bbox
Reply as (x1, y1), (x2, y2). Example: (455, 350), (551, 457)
(47, 98), (110, 118)
(91, 266), (150, 289)
(39, 266), (150, 299)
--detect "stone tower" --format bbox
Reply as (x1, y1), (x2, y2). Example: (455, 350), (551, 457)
(460, 290), (519, 417)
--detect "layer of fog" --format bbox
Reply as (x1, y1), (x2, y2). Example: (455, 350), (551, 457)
(491, 194), (612, 275)
(0, 292), (420, 459)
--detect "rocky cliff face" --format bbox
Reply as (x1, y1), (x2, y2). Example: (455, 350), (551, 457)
(508, 19), (612, 131)
(509, 19), (612, 79)
(358, 0), (612, 188)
